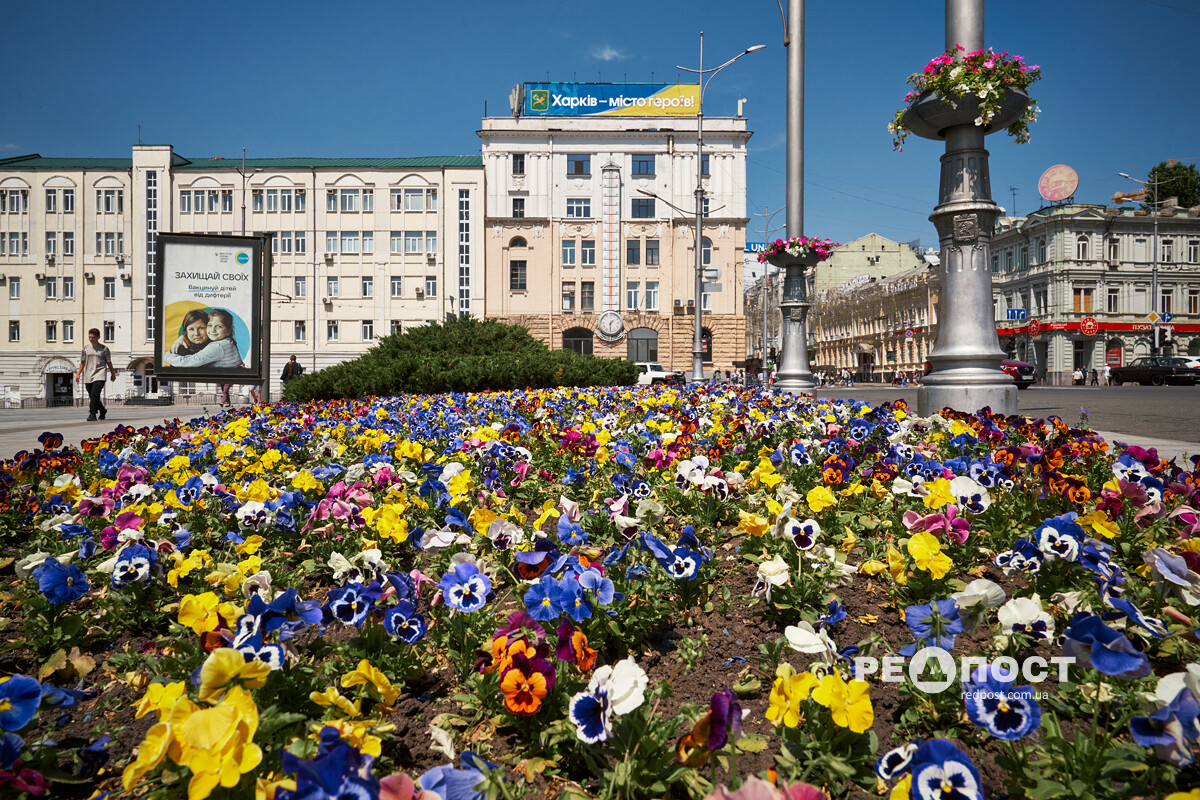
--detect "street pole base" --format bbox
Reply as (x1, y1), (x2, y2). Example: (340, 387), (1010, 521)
(774, 376), (815, 395)
(917, 382), (1017, 417)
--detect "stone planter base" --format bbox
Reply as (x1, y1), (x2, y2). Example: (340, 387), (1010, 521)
(763, 251), (822, 270)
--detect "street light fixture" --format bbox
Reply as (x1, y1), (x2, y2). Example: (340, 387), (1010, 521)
(237, 147), (263, 235)
(1118, 172), (1161, 354)
(676, 34), (766, 381)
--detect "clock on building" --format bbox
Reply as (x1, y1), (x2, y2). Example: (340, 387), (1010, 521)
(596, 310), (625, 341)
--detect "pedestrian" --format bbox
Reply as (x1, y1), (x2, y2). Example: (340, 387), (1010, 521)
(220, 383), (233, 407)
(1103, 364), (1111, 386)
(75, 328), (117, 422)
(1072, 367), (1083, 385)
(282, 354), (304, 387)
(1089, 367), (1099, 386)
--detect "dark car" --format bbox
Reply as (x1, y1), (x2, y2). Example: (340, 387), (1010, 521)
(1109, 357), (1198, 387)
(923, 359), (1037, 389)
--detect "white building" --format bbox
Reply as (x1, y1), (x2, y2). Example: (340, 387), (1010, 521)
(990, 202), (1200, 384)
(0, 147), (484, 405)
(479, 86), (749, 373)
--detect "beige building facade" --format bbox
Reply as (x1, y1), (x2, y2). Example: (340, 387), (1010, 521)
(479, 112), (749, 374)
(0, 148), (484, 405)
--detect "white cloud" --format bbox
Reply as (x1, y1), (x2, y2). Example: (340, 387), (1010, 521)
(1, 144), (19, 151)
(592, 45), (626, 62)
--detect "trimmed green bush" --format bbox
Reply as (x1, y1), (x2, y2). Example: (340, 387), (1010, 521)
(282, 316), (639, 401)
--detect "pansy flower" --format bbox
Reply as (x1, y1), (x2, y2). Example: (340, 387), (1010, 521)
(994, 539), (1042, 576)
(323, 584), (373, 628)
(0, 676), (42, 732)
(1062, 613), (1152, 680)
(779, 517), (821, 551)
(1034, 512), (1085, 563)
(875, 740), (919, 783)
(35, 559), (89, 605)
(909, 739), (982, 800)
(1129, 687), (1200, 766)
(996, 595), (1054, 641)
(382, 600), (427, 644)
(112, 544), (156, 588)
(438, 563), (492, 613)
(900, 599), (963, 655)
(499, 653), (555, 716)
(963, 663), (1042, 740)
(567, 656), (647, 742)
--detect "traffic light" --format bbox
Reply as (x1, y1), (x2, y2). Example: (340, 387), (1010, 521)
(1163, 326), (1174, 344)
(770, 347), (777, 359)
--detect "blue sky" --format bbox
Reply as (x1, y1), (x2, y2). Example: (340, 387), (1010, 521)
(6, 0), (1197, 249)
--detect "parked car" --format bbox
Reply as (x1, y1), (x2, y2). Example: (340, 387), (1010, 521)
(923, 359), (1037, 389)
(1108, 357), (1198, 387)
(635, 363), (671, 385)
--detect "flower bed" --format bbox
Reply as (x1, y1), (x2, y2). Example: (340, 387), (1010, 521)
(1, 388), (1199, 800)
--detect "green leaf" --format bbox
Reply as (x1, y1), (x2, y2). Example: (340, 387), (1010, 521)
(731, 676), (761, 697)
(1023, 779), (1071, 800)
(735, 735), (769, 753)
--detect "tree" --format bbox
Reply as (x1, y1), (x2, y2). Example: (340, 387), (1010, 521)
(1146, 160), (1200, 209)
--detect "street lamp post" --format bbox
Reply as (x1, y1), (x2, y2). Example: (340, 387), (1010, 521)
(1118, 172), (1160, 354)
(237, 147), (263, 236)
(676, 34), (765, 381)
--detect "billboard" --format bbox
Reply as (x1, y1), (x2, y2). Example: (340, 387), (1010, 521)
(154, 233), (271, 383)
(523, 83), (700, 117)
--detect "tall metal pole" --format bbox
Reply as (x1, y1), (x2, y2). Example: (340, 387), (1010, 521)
(774, 0), (815, 392)
(693, 33), (706, 382)
(915, 0), (1017, 416)
(1152, 178), (1159, 354)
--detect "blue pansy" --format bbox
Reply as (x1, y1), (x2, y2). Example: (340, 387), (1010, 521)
(557, 514), (587, 547)
(1107, 597), (1169, 638)
(819, 600), (847, 629)
(416, 751), (497, 800)
(383, 600), (427, 644)
(439, 563), (492, 613)
(323, 584), (372, 628)
(36, 559), (90, 604)
(963, 664), (1042, 740)
(1129, 688), (1200, 766)
(899, 599), (963, 656)
(0, 675), (42, 731)
(113, 544), (156, 588)
(909, 739), (982, 800)
(1034, 512), (1085, 563)
(1062, 613), (1152, 680)
(277, 726), (379, 800)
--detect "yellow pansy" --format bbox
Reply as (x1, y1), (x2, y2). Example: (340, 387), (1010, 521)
(341, 659), (401, 707)
(318, 718), (383, 759)
(923, 478), (955, 510)
(291, 470), (323, 493)
(907, 532), (953, 580)
(362, 503), (410, 544)
(886, 545), (908, 585)
(531, 500), (559, 532)
(256, 776), (298, 800)
(177, 591), (241, 635)
(310, 687), (361, 717)
(840, 532), (858, 552)
(471, 507), (500, 538)
(890, 775), (912, 800)
(858, 559), (888, 577)
(122, 721), (172, 791)
(1076, 510), (1120, 539)
(198, 648), (270, 704)
(133, 681), (188, 720)
(840, 481), (867, 497)
(235, 535), (266, 555)
(764, 663), (819, 728)
(167, 454), (193, 473)
(764, 497), (783, 519)
(806, 486), (837, 513)
(737, 510), (770, 537)
(810, 672), (874, 733)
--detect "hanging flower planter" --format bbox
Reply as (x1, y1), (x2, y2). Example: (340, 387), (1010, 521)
(889, 46), (1041, 151)
(758, 236), (839, 269)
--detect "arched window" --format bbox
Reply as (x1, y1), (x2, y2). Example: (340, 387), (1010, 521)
(563, 327), (593, 356)
(626, 328), (658, 363)
(1037, 238), (1046, 263)
(1075, 235), (1089, 261)
(701, 327), (713, 364)
(510, 237), (527, 248)
(702, 237), (712, 267)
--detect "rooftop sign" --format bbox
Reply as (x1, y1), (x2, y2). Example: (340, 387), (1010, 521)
(523, 83), (700, 117)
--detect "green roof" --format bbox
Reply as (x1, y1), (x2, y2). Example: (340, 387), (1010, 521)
(0, 154), (482, 171)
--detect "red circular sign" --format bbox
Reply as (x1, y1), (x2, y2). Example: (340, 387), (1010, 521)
(1028, 319), (1041, 336)
(1080, 317), (1099, 336)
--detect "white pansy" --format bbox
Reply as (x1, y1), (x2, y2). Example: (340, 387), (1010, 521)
(997, 594), (1055, 641)
(951, 578), (1006, 633)
(606, 656), (649, 715)
(754, 554), (790, 600)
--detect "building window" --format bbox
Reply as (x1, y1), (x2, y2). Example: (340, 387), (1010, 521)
(389, 232), (404, 253)
(701, 154), (710, 176)
(567, 154), (590, 176)
(425, 276), (437, 297)
(45, 189), (57, 212)
(326, 277), (339, 298)
(1188, 289), (1199, 315)
(626, 239), (640, 265)
(1072, 287), (1093, 313)
(702, 291), (712, 312)
(45, 231), (57, 255)
(403, 189), (425, 211)
(45, 278), (57, 299)
(62, 276), (74, 299)
(563, 327), (593, 355)
(362, 231), (374, 254)
(1107, 238), (1119, 261)
(62, 232), (74, 256)
(362, 320), (374, 340)
(221, 190), (233, 213)
(425, 231), (437, 254)
(340, 189), (361, 212)
(96, 189), (123, 214)
(1161, 290), (1173, 315)
(567, 198), (590, 218)
(562, 281), (575, 311)
(208, 190), (219, 212)
(702, 237), (712, 267)
(631, 198), (654, 218)
(1005, 250), (1013, 272)
(632, 155), (655, 176)
(180, 191), (192, 213)
(361, 276), (373, 298)
(294, 276), (306, 298)
(581, 240), (596, 267)
(1188, 241), (1199, 263)
(510, 260), (527, 291)
(627, 328), (658, 362)
(510, 237), (527, 248)
(1037, 238), (1046, 263)
(294, 320), (306, 341)
(562, 240), (576, 267)
(45, 320), (57, 342)
(265, 190), (278, 212)
(991, 255), (999, 273)
(391, 276), (403, 297)
(327, 320), (339, 341)
(62, 320), (74, 342)
(1107, 287), (1119, 313)
(390, 320), (403, 335)
(512, 154), (525, 175)
(1075, 235), (1089, 260)
(103, 321), (114, 341)
(645, 240), (660, 266)
(626, 281), (640, 310)
(252, 190), (263, 213)
(512, 198), (525, 218)
(1162, 240), (1174, 263)
(103, 277), (115, 299)
(645, 281), (659, 311)
(8, 321), (17, 342)
(340, 232), (360, 254)
(63, 189), (74, 213)
(405, 231), (424, 253)
(580, 281), (595, 311)
(702, 197), (710, 218)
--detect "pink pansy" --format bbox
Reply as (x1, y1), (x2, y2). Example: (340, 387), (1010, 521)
(77, 495), (115, 518)
(902, 504), (971, 544)
(114, 510), (145, 531)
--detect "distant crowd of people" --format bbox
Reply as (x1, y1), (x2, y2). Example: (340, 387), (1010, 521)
(1072, 365), (1109, 386)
